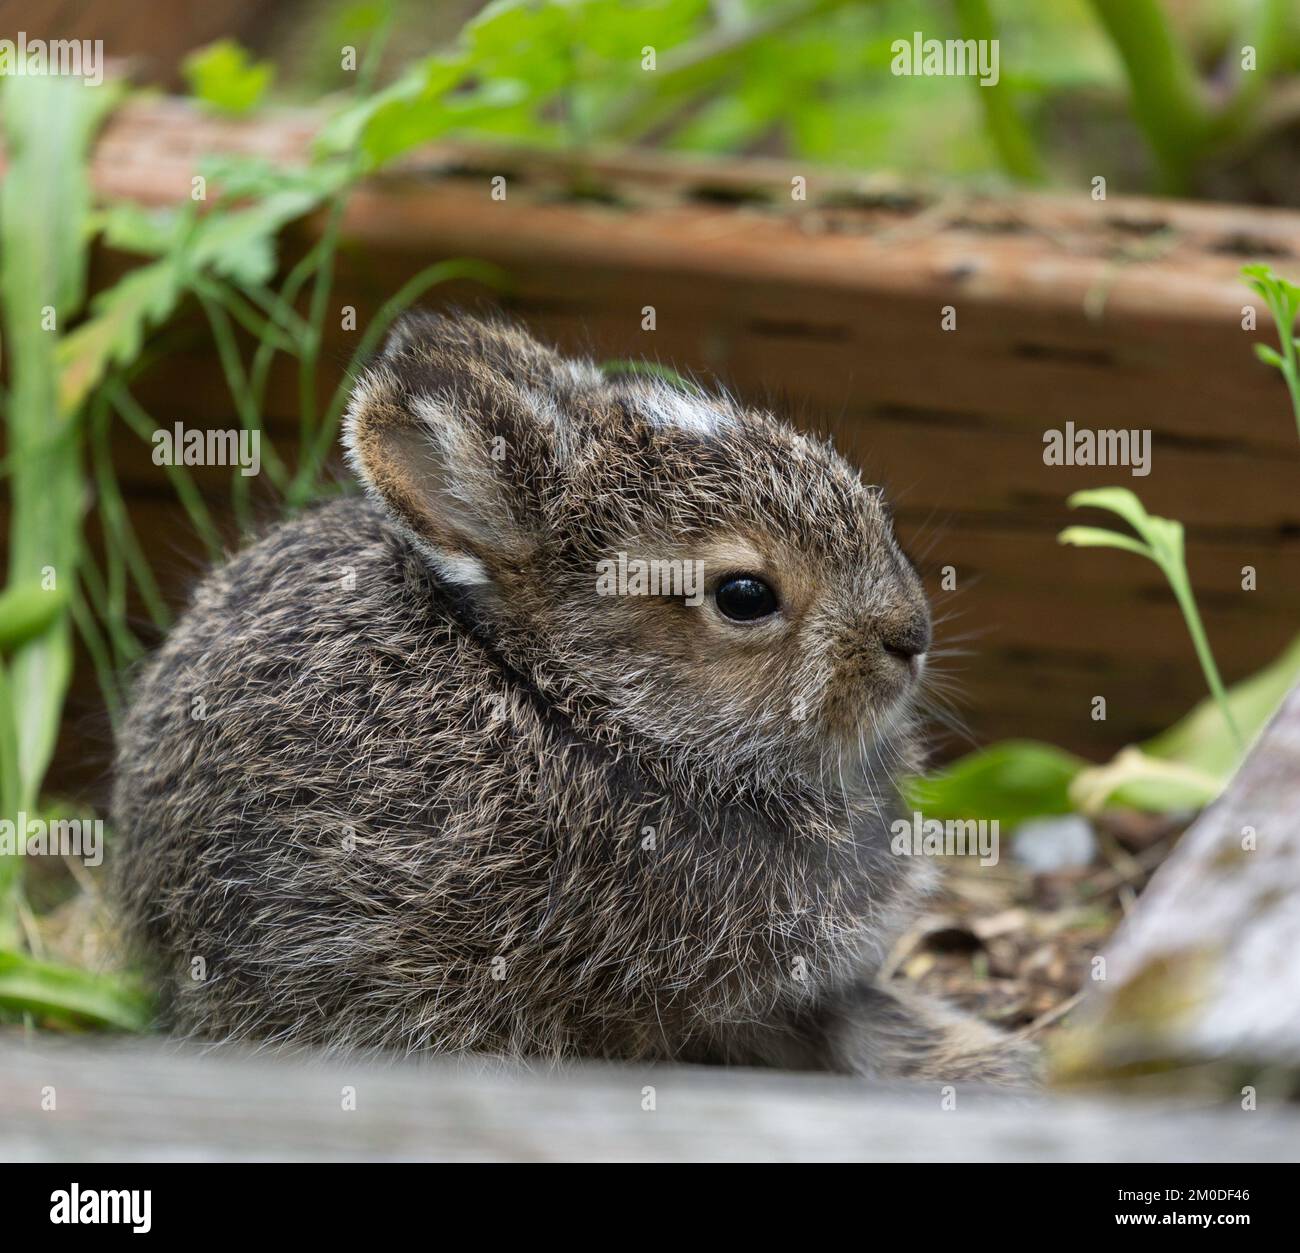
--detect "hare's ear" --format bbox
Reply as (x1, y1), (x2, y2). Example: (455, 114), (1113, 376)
(343, 314), (593, 588)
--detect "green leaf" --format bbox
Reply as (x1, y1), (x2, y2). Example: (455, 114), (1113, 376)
(0, 584), (69, 653)
(202, 154), (335, 202)
(1, 73), (117, 917)
(1069, 746), (1221, 815)
(57, 259), (181, 415)
(1065, 485), (1151, 529)
(1058, 525), (1151, 559)
(186, 180), (344, 286)
(1242, 264), (1300, 443)
(95, 200), (193, 256)
(0, 949), (153, 1031)
(1242, 263), (1300, 316)
(904, 740), (1087, 831)
(1064, 488), (1185, 566)
(182, 39), (274, 116)
(60, 164), (346, 413)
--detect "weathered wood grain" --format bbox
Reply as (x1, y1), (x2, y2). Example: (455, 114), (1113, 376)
(2, 1036), (1297, 1162)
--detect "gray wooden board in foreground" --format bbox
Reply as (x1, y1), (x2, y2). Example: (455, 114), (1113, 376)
(1, 1039), (1296, 1162)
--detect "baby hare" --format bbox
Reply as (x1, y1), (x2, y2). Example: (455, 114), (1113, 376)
(112, 314), (1033, 1084)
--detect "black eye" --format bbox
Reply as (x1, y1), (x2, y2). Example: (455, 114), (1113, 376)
(715, 576), (779, 622)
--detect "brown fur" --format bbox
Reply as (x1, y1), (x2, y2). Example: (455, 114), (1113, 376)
(110, 313), (1034, 1083)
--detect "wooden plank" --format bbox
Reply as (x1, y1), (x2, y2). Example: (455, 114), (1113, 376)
(2, 1037), (1298, 1162)
(112, 345), (1300, 532)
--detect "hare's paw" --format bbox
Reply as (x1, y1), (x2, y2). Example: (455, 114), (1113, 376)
(822, 981), (1040, 1088)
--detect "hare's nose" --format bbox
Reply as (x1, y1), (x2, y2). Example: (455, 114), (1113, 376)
(878, 613), (931, 675)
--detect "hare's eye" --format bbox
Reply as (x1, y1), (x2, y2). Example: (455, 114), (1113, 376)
(715, 576), (779, 621)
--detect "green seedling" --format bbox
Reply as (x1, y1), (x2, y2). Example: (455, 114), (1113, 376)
(1242, 263), (1300, 441)
(1059, 487), (1241, 753)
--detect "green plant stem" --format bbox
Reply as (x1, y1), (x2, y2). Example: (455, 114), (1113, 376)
(297, 202), (343, 457)
(1164, 564), (1243, 752)
(197, 290), (290, 489)
(78, 552), (133, 667)
(91, 403), (171, 631)
(68, 577), (123, 726)
(296, 4), (396, 472)
(79, 542), (141, 677)
(248, 238), (332, 424)
(106, 381), (225, 562)
(1086, 0), (1211, 191)
(953, 0), (1043, 182)
(1265, 296), (1300, 441)
(1063, 489), (1243, 756)
(195, 289), (292, 534)
(242, 280), (314, 343)
(1275, 346), (1300, 442)
(192, 275), (299, 356)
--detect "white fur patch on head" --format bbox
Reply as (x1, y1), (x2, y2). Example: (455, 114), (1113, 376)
(637, 383), (732, 436)
(562, 359), (605, 389)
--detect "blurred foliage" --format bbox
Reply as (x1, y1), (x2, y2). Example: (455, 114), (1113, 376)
(272, 0), (1300, 199)
(0, 950), (152, 1032)
(182, 39), (276, 116)
(0, 72), (151, 1027)
(0, 74), (116, 933)
(318, 0), (1065, 173)
(906, 741), (1086, 831)
(0, 585), (69, 655)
